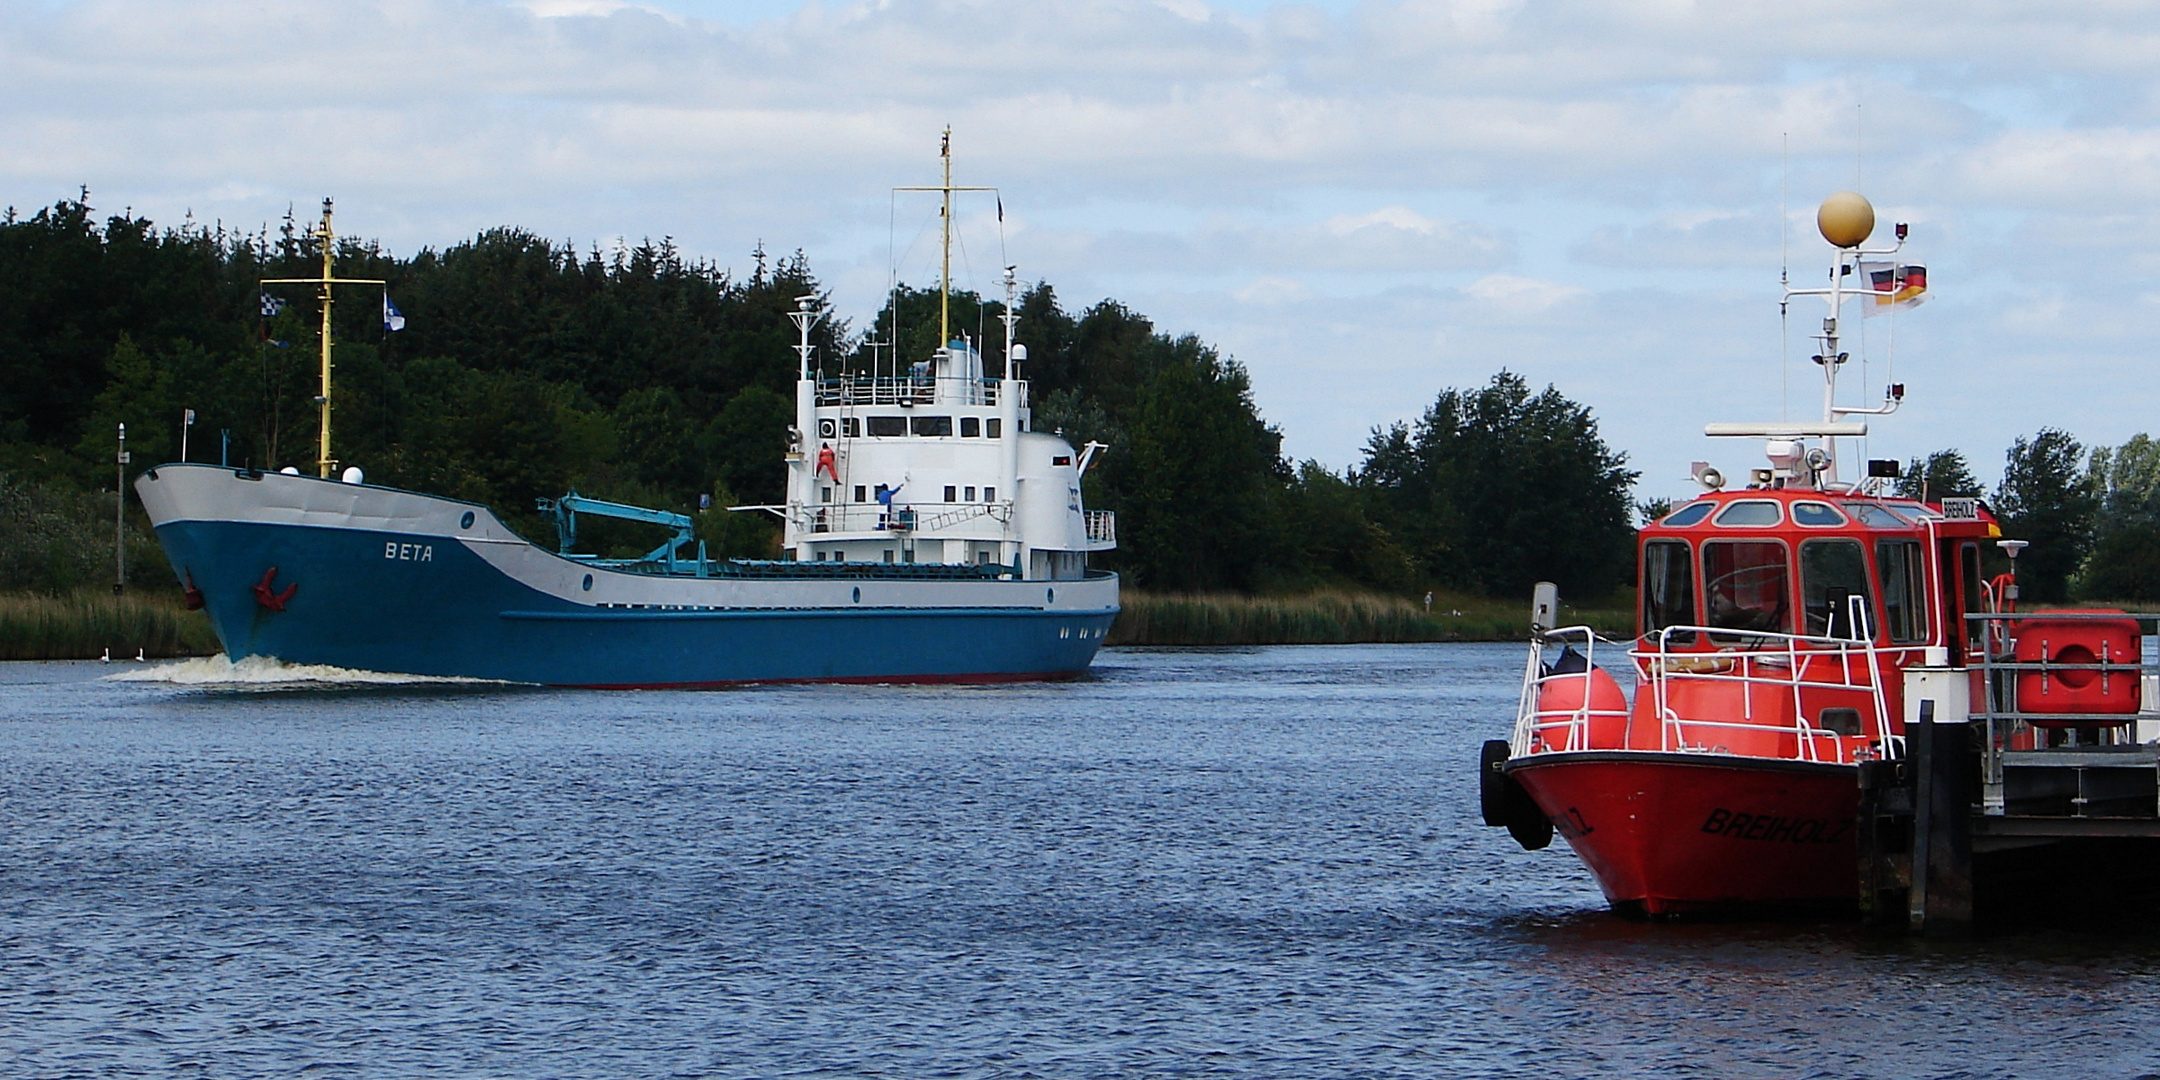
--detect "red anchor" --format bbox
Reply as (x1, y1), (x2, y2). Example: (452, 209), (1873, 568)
(252, 566), (297, 612)
(182, 569), (205, 611)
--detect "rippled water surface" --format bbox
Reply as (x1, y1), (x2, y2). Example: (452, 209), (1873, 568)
(7, 644), (2160, 1078)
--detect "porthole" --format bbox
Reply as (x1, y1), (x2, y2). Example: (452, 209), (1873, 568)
(1046, 588), (1055, 604)
(581, 573), (594, 592)
(852, 586), (861, 603)
(460, 510), (476, 529)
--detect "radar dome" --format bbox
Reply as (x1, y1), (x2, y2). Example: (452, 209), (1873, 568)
(1817, 191), (1875, 249)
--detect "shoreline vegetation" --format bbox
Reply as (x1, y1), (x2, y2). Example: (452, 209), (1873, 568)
(1105, 588), (1633, 647)
(0, 590), (220, 661)
(3, 585), (1633, 660)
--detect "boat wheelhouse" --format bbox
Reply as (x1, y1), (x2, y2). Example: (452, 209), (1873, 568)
(775, 270), (1114, 581)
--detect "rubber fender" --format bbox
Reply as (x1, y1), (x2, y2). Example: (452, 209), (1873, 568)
(1480, 740), (1512, 826)
(1505, 788), (1554, 852)
(1479, 739), (1554, 851)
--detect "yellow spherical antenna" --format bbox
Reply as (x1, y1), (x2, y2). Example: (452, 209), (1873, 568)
(1817, 191), (1875, 249)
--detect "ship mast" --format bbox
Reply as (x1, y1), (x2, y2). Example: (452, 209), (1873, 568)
(262, 199), (385, 478)
(896, 128), (993, 350)
(1780, 191), (1907, 484)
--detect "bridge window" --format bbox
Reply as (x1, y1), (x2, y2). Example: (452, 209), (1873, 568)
(843, 417), (861, 438)
(1642, 539), (1696, 645)
(1660, 502), (1714, 527)
(965, 486), (976, 501)
(984, 486), (996, 502)
(1801, 538), (1873, 639)
(961, 417), (981, 437)
(1704, 540), (1791, 639)
(912, 416), (953, 436)
(945, 485), (957, 501)
(1877, 539), (1929, 644)
(987, 419), (1002, 438)
(1841, 502), (1911, 528)
(1712, 500), (1782, 527)
(854, 485), (866, 502)
(867, 416), (906, 437)
(1792, 501), (1846, 527)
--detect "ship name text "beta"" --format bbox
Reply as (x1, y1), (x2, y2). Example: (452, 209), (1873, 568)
(385, 542), (434, 562)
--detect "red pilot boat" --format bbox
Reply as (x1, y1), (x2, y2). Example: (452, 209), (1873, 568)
(1481, 192), (2008, 917)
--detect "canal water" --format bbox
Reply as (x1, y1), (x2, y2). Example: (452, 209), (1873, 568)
(4, 644), (2158, 1078)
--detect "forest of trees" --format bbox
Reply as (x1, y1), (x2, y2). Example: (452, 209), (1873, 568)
(11, 195), (2160, 611)
(0, 194), (1646, 602)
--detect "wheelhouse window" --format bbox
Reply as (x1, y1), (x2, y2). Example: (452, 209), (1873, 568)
(866, 416), (906, 437)
(1703, 540), (1791, 639)
(1800, 538), (1873, 639)
(912, 416), (953, 437)
(1877, 539), (1929, 644)
(960, 417), (981, 437)
(842, 417), (861, 438)
(987, 419), (1002, 438)
(1642, 539), (1697, 645)
(1792, 502), (1846, 527)
(1660, 502), (1714, 527)
(1841, 502), (1911, 529)
(1712, 500), (1782, 527)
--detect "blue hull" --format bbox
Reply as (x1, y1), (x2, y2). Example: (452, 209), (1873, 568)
(153, 518), (1116, 687)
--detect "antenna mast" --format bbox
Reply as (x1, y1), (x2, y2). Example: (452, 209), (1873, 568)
(896, 129), (993, 352)
(261, 199), (385, 477)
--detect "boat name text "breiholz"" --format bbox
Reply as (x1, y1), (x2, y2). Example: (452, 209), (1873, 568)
(1699, 809), (1851, 845)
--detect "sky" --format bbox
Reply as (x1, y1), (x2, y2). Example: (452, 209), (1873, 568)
(6, 0), (2160, 504)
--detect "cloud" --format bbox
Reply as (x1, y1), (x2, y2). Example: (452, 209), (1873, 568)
(3, 0), (2160, 481)
(1463, 273), (1586, 313)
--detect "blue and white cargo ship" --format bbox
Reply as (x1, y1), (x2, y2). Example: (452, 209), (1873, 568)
(135, 161), (1119, 687)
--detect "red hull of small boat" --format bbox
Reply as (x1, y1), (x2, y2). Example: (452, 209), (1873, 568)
(1507, 751), (1858, 917)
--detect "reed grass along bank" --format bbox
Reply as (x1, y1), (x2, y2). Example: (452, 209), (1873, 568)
(0, 591), (221, 661)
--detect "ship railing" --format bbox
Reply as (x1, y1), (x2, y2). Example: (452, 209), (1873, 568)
(1517, 598), (1904, 764)
(814, 375), (1003, 408)
(1513, 624), (1635, 757)
(1084, 510), (1116, 544)
(792, 501), (1012, 535)
(1633, 599), (1900, 764)
(1963, 610), (2160, 818)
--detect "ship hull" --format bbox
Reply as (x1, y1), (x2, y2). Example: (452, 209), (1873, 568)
(137, 464), (1118, 687)
(1506, 751), (1858, 917)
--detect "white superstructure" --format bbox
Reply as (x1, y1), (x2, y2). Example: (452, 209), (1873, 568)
(776, 268), (1114, 580)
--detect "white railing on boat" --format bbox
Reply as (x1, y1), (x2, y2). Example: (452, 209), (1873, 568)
(791, 501), (1013, 535)
(1084, 510), (1116, 544)
(814, 376), (1014, 408)
(1515, 599), (1905, 766)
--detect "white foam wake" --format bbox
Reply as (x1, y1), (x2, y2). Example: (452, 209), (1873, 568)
(105, 654), (507, 686)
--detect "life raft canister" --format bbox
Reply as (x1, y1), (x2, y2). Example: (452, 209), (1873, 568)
(2015, 612), (2142, 721)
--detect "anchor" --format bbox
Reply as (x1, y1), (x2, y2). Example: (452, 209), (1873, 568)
(252, 566), (298, 612)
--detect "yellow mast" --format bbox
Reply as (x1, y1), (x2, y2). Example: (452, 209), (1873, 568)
(897, 128), (992, 352)
(940, 129), (951, 345)
(262, 199), (383, 477)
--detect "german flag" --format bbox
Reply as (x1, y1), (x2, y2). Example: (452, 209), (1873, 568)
(1862, 262), (1927, 315)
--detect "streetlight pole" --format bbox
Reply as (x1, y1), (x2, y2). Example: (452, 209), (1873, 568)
(114, 422), (129, 595)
